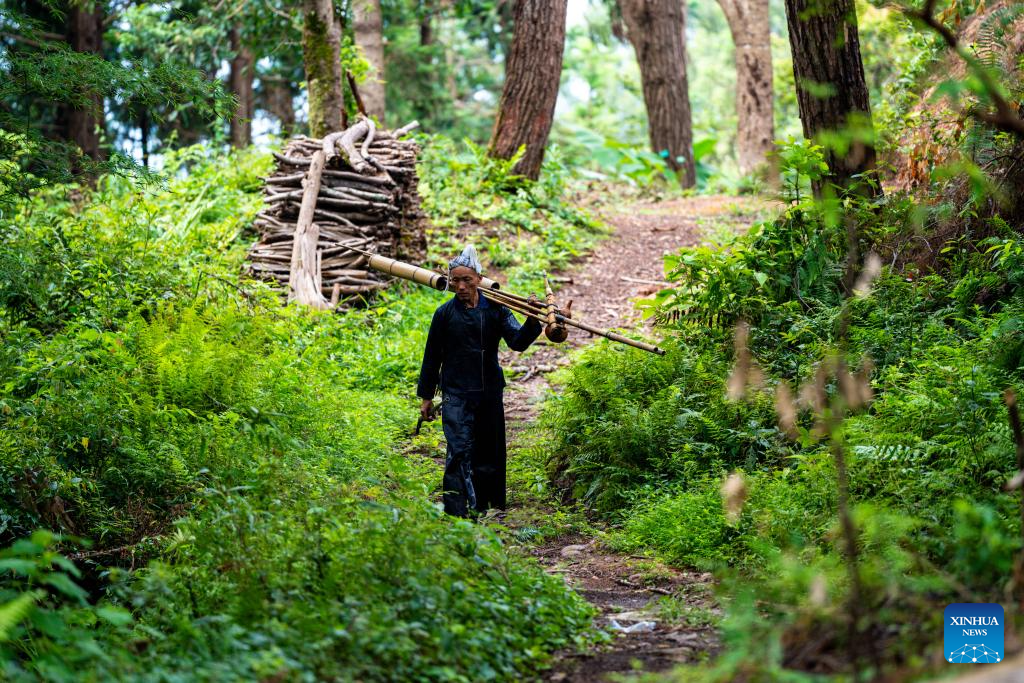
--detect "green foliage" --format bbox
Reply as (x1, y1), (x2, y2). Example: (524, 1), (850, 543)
(0, 3), (232, 185)
(609, 483), (732, 568)
(115, 493), (594, 682)
(0, 131), (40, 211)
(543, 166), (1024, 677)
(642, 167), (846, 328)
(0, 531), (138, 682)
(543, 339), (784, 514)
(418, 136), (603, 292)
(557, 123), (719, 191)
(384, 1), (507, 142)
(0, 139), (602, 680)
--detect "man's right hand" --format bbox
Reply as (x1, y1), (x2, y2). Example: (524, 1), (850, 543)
(420, 398), (435, 421)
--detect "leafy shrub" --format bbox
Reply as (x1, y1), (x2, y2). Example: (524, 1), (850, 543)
(543, 164), (1024, 677)
(609, 483), (732, 568)
(0, 531), (136, 682)
(417, 136), (603, 292)
(556, 124), (719, 189)
(0, 138), (603, 680)
(543, 337), (785, 514)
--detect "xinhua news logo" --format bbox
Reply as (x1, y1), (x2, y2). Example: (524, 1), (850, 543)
(944, 603), (1004, 664)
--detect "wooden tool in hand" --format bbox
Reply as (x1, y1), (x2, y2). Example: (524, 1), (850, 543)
(415, 399), (440, 435)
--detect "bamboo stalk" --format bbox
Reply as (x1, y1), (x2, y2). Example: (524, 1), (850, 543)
(543, 275), (568, 343)
(554, 313), (664, 355)
(483, 289), (662, 354)
(482, 287), (544, 312)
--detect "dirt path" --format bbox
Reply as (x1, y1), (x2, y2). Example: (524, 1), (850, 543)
(493, 195), (772, 681)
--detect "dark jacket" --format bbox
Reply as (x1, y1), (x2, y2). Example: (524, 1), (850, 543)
(417, 293), (542, 399)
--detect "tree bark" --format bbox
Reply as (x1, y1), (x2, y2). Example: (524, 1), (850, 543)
(619, 0), (696, 188)
(353, 0), (386, 123)
(64, 1), (104, 163)
(229, 26), (255, 148)
(290, 149), (330, 309)
(419, 0), (433, 47)
(261, 77), (297, 136)
(487, 0), (568, 181)
(302, 0), (346, 138)
(784, 0), (877, 192)
(717, 0), (774, 177)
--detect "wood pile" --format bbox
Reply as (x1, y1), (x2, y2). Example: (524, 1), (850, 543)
(247, 118), (426, 307)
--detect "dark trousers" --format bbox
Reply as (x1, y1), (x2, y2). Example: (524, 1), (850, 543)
(440, 391), (507, 517)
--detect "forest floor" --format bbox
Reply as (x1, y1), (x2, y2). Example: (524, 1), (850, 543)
(491, 195), (774, 681)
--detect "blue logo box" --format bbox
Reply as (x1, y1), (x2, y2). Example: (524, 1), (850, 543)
(944, 603), (1004, 664)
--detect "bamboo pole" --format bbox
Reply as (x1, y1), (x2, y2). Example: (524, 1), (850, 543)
(554, 312), (665, 355)
(341, 245), (449, 290)
(481, 289), (664, 355)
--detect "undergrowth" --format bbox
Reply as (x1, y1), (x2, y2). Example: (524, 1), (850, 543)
(0, 139), (600, 680)
(540, 139), (1024, 680)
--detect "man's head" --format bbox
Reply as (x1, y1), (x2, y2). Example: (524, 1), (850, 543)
(449, 265), (482, 302)
(448, 245), (483, 303)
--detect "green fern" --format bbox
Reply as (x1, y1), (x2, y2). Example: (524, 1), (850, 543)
(0, 590), (40, 642)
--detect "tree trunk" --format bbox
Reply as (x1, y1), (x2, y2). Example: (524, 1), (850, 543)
(717, 0), (774, 177)
(229, 26), (255, 148)
(420, 0), (433, 47)
(353, 0), (386, 123)
(64, 1), (104, 163)
(619, 0), (696, 188)
(262, 78), (297, 136)
(784, 0), (876, 192)
(302, 0), (346, 138)
(488, 0), (568, 181)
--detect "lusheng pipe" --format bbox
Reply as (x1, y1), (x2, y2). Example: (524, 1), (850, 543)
(340, 245), (665, 355)
(543, 276), (568, 343)
(481, 289), (665, 356)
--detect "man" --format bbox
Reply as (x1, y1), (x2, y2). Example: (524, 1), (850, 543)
(416, 245), (542, 517)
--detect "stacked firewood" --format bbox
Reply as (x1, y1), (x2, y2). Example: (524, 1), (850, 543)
(248, 118), (426, 306)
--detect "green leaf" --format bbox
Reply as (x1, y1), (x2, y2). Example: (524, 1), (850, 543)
(0, 559), (39, 576)
(42, 573), (88, 602)
(96, 606), (134, 626)
(29, 607), (67, 638)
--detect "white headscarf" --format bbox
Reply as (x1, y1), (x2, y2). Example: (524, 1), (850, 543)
(448, 244), (482, 274)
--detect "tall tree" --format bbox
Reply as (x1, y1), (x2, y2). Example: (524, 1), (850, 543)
(716, 0), (774, 177)
(63, 0), (105, 163)
(619, 0), (696, 188)
(302, 0), (346, 137)
(784, 0), (876, 191)
(488, 0), (568, 181)
(261, 76), (298, 136)
(229, 25), (255, 148)
(353, 0), (386, 122)
(419, 0), (434, 47)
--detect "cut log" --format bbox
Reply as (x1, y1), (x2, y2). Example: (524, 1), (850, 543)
(289, 149), (330, 309)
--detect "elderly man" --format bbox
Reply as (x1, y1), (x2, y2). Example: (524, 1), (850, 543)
(416, 246), (542, 517)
